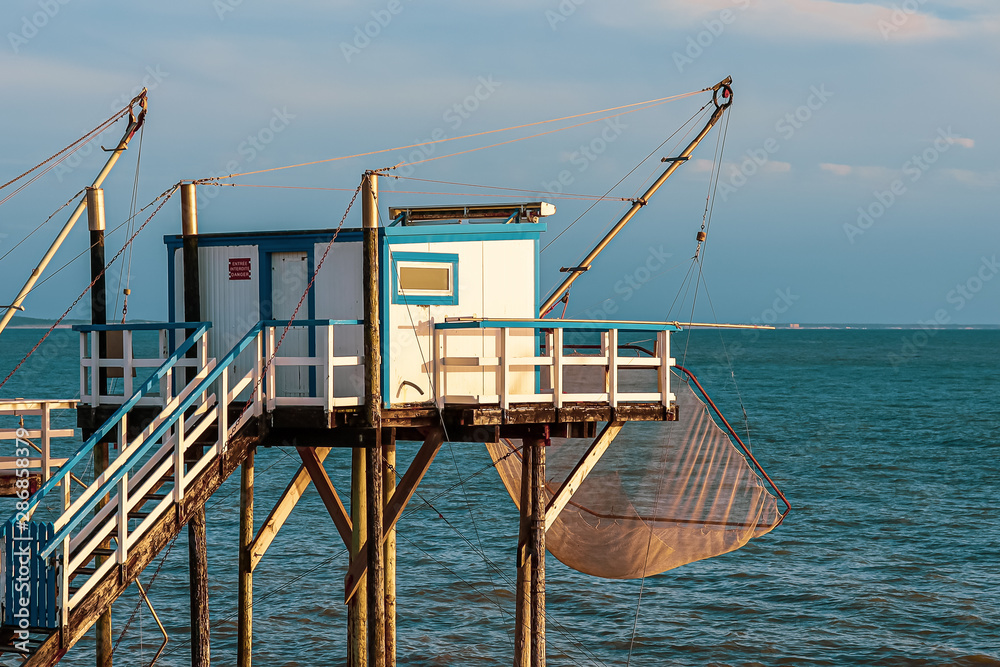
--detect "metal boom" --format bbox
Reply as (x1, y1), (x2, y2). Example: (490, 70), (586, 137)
(0, 90), (147, 337)
(539, 77), (733, 316)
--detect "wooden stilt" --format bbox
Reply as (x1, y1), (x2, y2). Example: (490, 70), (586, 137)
(514, 440), (533, 667)
(367, 430), (385, 667)
(94, 441), (112, 667)
(348, 448), (367, 667)
(238, 448), (254, 667)
(529, 436), (546, 667)
(383, 430), (397, 667)
(188, 505), (210, 667)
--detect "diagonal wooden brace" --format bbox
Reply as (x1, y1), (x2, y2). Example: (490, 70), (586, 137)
(250, 447), (333, 570)
(295, 446), (353, 550)
(344, 426), (444, 603)
(544, 421), (624, 531)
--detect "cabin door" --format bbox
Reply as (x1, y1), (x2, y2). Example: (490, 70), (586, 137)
(271, 252), (310, 397)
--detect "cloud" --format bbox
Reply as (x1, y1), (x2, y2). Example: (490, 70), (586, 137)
(820, 162), (852, 176)
(950, 136), (975, 148)
(943, 168), (1000, 188)
(594, 0), (967, 43)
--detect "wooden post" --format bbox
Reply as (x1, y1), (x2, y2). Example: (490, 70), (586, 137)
(348, 448), (367, 667)
(182, 183), (210, 667)
(362, 171), (386, 665)
(94, 442), (112, 667)
(383, 429), (397, 667)
(88, 187), (113, 667)
(530, 435), (547, 667)
(514, 441), (533, 667)
(238, 448), (254, 667)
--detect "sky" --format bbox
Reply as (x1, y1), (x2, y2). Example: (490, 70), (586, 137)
(1, 0), (998, 326)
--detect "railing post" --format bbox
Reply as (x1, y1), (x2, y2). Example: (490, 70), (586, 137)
(552, 329), (563, 409)
(607, 329), (618, 408)
(123, 328), (133, 398)
(266, 326), (276, 412)
(90, 331), (100, 405)
(253, 331), (263, 417)
(657, 330), (671, 407)
(60, 535), (69, 639)
(117, 472), (129, 576)
(326, 324), (334, 414)
(219, 365), (229, 453)
(41, 402), (51, 483)
(79, 332), (88, 405)
(500, 328), (510, 410)
(174, 416), (186, 505)
(433, 323), (443, 409)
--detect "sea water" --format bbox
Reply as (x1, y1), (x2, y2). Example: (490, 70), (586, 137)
(0, 328), (997, 666)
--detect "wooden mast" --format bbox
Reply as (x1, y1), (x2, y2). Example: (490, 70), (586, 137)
(181, 183), (211, 667)
(237, 448), (254, 667)
(87, 187), (112, 667)
(538, 78), (733, 316)
(362, 171), (386, 666)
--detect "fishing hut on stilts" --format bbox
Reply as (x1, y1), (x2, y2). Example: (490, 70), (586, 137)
(0, 77), (789, 666)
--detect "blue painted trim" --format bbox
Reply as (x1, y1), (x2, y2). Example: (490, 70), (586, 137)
(307, 247), (316, 396)
(20, 324), (212, 525)
(163, 230), (364, 250)
(380, 234), (390, 407)
(435, 319), (680, 332)
(384, 230), (543, 245)
(389, 251), (460, 306)
(39, 322), (256, 559)
(72, 321), (212, 332)
(263, 319), (363, 326)
(167, 246), (176, 324)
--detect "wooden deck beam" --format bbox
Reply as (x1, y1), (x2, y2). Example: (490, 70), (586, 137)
(296, 447), (353, 549)
(249, 447), (332, 571)
(544, 421), (624, 531)
(344, 427), (444, 603)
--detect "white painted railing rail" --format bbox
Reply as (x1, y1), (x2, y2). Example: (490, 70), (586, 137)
(433, 318), (678, 410)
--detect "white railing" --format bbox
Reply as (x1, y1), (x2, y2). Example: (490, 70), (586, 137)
(0, 399), (77, 486)
(75, 322), (210, 408)
(433, 318), (677, 410)
(262, 319), (365, 412)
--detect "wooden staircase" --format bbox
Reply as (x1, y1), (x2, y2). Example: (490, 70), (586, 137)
(0, 322), (268, 665)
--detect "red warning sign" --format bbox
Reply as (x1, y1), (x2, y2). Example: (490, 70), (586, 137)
(229, 257), (252, 280)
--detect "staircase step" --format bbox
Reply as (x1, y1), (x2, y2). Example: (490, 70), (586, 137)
(127, 511), (150, 520)
(140, 492), (168, 502)
(71, 566), (97, 576)
(92, 547), (114, 557)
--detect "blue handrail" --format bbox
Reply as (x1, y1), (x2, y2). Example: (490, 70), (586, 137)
(39, 321), (262, 559)
(72, 321), (212, 333)
(17, 323), (212, 520)
(435, 318), (680, 332)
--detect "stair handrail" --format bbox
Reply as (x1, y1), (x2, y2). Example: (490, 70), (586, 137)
(39, 321), (264, 559)
(16, 322), (211, 521)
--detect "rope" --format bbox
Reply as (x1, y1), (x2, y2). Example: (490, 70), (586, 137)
(0, 105), (132, 206)
(393, 97), (687, 170)
(386, 175), (631, 202)
(230, 182), (363, 432)
(0, 189), (84, 264)
(0, 186), (177, 392)
(195, 90), (704, 183)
